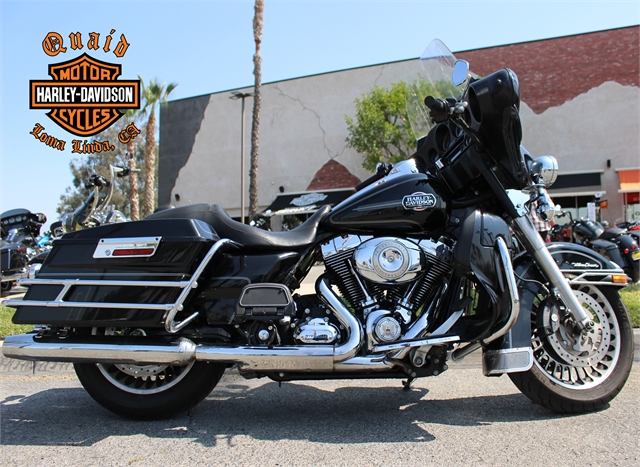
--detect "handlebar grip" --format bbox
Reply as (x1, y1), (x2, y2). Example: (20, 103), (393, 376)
(424, 96), (447, 112)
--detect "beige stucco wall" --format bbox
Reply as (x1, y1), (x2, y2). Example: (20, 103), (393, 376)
(520, 82), (640, 222)
(171, 60), (419, 218)
(169, 63), (640, 222)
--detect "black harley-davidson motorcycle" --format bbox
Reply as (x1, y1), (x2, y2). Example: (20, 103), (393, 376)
(551, 209), (640, 282)
(0, 209), (47, 294)
(3, 40), (634, 420)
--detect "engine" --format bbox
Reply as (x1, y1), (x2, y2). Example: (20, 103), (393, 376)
(321, 235), (453, 346)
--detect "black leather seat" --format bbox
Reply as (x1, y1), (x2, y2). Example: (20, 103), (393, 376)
(145, 203), (331, 250)
(599, 227), (624, 241)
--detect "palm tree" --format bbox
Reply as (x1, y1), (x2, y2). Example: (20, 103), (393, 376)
(249, 0), (264, 220)
(121, 109), (141, 220)
(139, 77), (178, 217)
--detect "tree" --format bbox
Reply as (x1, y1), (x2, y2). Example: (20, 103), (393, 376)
(344, 82), (415, 172)
(139, 77), (178, 217)
(345, 79), (458, 172)
(249, 0), (264, 220)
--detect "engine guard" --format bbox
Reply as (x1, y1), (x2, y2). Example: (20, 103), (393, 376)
(484, 242), (628, 376)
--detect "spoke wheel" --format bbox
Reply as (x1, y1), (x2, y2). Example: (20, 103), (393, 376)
(97, 362), (196, 395)
(532, 287), (619, 390)
(510, 283), (634, 413)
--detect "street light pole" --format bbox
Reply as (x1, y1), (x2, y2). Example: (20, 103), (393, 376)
(230, 91), (254, 224)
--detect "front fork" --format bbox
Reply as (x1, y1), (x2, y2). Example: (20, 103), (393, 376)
(511, 215), (594, 332)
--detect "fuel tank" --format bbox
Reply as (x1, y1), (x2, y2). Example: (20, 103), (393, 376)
(321, 161), (449, 233)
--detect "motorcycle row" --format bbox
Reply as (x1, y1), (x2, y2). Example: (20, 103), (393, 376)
(1, 165), (133, 295)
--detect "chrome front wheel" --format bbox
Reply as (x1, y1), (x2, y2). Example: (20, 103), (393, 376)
(510, 283), (634, 413)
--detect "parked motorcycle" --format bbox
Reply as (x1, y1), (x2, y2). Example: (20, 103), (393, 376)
(61, 164), (131, 233)
(551, 210), (640, 282)
(0, 209), (47, 294)
(3, 39), (634, 420)
(26, 165), (133, 278)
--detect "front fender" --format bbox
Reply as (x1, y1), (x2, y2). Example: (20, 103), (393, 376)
(485, 242), (627, 368)
(543, 241), (627, 286)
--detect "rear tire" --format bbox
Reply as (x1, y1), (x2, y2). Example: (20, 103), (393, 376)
(74, 361), (226, 420)
(509, 284), (633, 413)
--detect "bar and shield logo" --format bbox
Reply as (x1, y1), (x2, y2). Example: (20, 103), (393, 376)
(402, 192), (437, 211)
(29, 53), (140, 137)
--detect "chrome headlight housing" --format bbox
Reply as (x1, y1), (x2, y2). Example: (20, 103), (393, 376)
(529, 155), (558, 187)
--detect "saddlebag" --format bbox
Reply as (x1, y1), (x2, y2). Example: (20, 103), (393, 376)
(11, 219), (219, 328)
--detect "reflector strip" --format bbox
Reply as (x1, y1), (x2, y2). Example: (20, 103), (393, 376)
(112, 248), (156, 256)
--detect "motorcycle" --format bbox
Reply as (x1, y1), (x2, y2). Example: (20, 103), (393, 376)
(551, 210), (640, 282)
(0, 209), (47, 294)
(26, 165), (133, 278)
(3, 39), (634, 420)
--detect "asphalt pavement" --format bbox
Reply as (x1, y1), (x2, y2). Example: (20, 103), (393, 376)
(1, 275), (639, 466)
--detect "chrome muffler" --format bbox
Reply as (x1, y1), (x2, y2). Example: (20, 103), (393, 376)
(2, 276), (365, 372)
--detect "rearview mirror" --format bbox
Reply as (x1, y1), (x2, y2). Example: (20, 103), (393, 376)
(452, 60), (469, 87)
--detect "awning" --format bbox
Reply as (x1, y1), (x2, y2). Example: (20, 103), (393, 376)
(617, 168), (640, 193)
(264, 188), (355, 216)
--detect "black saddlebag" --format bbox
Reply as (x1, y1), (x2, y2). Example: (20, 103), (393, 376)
(11, 219), (219, 328)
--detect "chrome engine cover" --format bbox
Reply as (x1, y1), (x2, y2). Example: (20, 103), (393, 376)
(353, 237), (423, 283)
(294, 318), (341, 344)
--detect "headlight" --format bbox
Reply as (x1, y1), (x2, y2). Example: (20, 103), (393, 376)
(530, 155), (558, 187)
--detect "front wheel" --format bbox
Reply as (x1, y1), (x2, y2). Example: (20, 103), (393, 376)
(509, 284), (634, 413)
(74, 360), (226, 420)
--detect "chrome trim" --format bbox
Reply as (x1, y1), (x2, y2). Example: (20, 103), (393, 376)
(390, 282), (449, 360)
(316, 275), (363, 362)
(483, 237), (520, 345)
(2, 275), (365, 373)
(0, 271), (27, 283)
(353, 237), (422, 284)
(482, 347), (533, 376)
(93, 236), (161, 258)
(372, 335), (459, 353)
(5, 239), (237, 335)
(2, 334), (196, 366)
(334, 355), (397, 372)
(164, 239), (236, 333)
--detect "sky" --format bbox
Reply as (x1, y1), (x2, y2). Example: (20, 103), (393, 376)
(1, 0), (639, 230)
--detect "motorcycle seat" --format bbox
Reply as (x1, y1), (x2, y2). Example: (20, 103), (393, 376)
(145, 203), (331, 250)
(600, 227), (625, 241)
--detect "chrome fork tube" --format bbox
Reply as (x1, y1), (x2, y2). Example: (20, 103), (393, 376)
(512, 215), (593, 330)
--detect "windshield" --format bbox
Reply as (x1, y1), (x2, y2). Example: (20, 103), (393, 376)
(405, 39), (464, 141)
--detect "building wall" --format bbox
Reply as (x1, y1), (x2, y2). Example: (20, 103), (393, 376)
(159, 26), (639, 222)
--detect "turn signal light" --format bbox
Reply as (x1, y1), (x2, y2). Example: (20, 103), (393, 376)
(612, 274), (628, 284)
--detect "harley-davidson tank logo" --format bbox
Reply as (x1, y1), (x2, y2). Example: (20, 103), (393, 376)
(402, 192), (436, 211)
(30, 53), (140, 137)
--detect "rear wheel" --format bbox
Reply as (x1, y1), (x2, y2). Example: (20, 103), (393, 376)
(509, 283), (634, 413)
(74, 360), (226, 420)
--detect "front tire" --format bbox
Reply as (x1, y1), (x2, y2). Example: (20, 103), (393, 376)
(509, 284), (634, 413)
(74, 361), (226, 420)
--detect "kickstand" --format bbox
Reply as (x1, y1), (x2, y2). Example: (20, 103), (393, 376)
(402, 376), (415, 391)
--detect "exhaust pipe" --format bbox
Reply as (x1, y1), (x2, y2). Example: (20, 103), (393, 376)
(2, 276), (364, 372)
